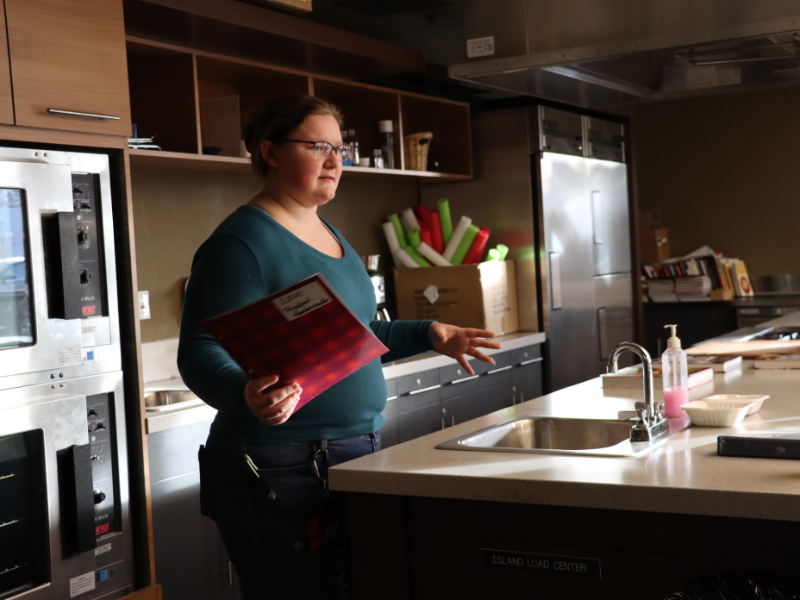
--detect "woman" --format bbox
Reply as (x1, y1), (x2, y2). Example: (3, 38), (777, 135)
(178, 95), (500, 599)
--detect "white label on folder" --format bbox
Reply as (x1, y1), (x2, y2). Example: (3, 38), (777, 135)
(273, 281), (332, 321)
(70, 571), (96, 597)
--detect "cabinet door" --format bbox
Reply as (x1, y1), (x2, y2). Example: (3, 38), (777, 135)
(151, 472), (234, 600)
(0, 2), (13, 125)
(5, 0), (131, 135)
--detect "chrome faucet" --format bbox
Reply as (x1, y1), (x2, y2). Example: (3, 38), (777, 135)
(607, 342), (669, 443)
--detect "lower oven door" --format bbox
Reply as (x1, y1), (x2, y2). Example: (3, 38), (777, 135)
(0, 371), (132, 600)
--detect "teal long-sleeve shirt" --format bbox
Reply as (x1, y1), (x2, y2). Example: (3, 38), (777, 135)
(178, 205), (434, 443)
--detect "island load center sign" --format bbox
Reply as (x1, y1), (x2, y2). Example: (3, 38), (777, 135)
(480, 549), (601, 579)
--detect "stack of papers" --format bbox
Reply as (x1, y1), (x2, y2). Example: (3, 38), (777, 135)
(646, 279), (677, 302)
(128, 136), (161, 150)
(674, 276), (712, 301)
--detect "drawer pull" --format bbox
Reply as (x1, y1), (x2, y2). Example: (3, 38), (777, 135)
(48, 108), (121, 120)
(387, 395), (398, 402)
(449, 374), (479, 385)
(519, 357), (543, 366)
(407, 384), (441, 395)
(487, 365), (512, 375)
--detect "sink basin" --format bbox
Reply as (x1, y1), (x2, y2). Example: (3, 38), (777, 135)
(144, 389), (204, 412)
(436, 415), (691, 457)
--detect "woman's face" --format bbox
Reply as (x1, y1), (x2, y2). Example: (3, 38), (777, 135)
(261, 114), (343, 207)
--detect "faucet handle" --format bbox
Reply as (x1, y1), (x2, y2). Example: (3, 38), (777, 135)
(654, 402), (666, 419)
(636, 408), (647, 424)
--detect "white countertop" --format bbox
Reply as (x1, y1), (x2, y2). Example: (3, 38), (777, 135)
(329, 367), (800, 522)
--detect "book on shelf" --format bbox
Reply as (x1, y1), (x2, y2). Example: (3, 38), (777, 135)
(685, 355), (743, 372)
(203, 273), (389, 414)
(601, 365), (714, 389)
(642, 254), (753, 300)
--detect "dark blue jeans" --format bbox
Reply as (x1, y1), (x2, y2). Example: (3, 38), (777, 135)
(199, 432), (380, 600)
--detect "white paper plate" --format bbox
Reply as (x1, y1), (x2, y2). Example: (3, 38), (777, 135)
(701, 394), (769, 415)
(679, 400), (754, 427)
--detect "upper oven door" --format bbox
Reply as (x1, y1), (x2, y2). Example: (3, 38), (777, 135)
(0, 160), (83, 381)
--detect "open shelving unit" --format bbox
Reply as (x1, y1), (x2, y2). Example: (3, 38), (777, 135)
(126, 36), (473, 182)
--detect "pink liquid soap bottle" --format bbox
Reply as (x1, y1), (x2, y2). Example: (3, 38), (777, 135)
(662, 324), (689, 418)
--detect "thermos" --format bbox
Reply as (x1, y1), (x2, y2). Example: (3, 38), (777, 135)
(378, 120), (395, 169)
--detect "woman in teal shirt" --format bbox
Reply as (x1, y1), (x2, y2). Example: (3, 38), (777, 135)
(179, 95), (499, 599)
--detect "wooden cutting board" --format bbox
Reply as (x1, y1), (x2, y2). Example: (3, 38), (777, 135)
(688, 340), (800, 358)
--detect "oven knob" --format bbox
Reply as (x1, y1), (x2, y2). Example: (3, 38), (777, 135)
(94, 490), (106, 504)
(80, 269), (92, 285)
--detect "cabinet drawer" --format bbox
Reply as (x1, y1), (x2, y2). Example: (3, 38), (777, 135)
(379, 412), (400, 449)
(397, 369), (440, 395)
(440, 351), (513, 400)
(6, 0), (132, 136)
(148, 420), (213, 483)
(441, 382), (512, 428)
(509, 345), (543, 366)
(397, 370), (441, 412)
(386, 378), (398, 401)
(398, 403), (443, 444)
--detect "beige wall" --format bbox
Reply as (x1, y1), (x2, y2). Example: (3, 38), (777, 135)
(632, 85), (800, 277)
(132, 168), (419, 343)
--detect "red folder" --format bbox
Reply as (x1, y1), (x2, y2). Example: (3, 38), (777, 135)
(203, 273), (389, 413)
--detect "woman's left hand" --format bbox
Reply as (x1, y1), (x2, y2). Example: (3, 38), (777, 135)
(428, 323), (501, 375)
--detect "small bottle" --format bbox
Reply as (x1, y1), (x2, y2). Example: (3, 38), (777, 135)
(378, 120), (395, 169)
(662, 324), (689, 418)
(348, 129), (360, 165)
(341, 130), (352, 166)
(372, 149), (384, 169)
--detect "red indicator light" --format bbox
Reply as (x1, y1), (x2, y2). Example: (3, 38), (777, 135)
(82, 306), (96, 316)
(95, 523), (109, 535)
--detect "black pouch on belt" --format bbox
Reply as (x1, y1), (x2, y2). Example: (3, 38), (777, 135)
(198, 444), (213, 517)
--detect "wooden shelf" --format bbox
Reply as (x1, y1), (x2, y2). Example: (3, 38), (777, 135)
(128, 149), (471, 182)
(126, 36), (473, 181)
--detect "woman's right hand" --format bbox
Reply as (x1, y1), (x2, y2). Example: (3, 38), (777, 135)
(244, 374), (302, 425)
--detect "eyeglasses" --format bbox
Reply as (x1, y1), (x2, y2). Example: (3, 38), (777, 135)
(284, 139), (351, 159)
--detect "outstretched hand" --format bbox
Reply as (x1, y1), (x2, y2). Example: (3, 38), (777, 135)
(428, 323), (501, 376)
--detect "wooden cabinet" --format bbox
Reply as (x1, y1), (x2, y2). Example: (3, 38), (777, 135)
(126, 37), (471, 182)
(0, 2), (13, 125)
(5, 0), (131, 136)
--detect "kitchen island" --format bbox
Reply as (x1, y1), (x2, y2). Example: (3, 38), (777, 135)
(330, 316), (800, 599)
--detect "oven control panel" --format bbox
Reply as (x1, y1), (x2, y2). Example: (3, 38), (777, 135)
(72, 174), (107, 320)
(86, 392), (118, 539)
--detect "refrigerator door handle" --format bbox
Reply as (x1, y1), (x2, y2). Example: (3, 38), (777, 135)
(549, 252), (562, 310)
(597, 306), (609, 360)
(592, 191), (603, 244)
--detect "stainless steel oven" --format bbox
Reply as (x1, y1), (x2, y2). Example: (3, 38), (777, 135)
(0, 148), (121, 391)
(0, 371), (133, 599)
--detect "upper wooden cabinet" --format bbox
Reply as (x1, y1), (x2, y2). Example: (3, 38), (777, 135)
(5, 0), (132, 136)
(0, 2), (13, 125)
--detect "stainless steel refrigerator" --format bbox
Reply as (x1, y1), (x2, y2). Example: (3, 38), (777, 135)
(420, 104), (634, 392)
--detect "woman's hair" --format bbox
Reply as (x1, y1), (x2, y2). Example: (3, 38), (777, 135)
(245, 95), (344, 179)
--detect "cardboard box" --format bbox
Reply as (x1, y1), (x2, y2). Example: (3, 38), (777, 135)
(393, 261), (519, 335)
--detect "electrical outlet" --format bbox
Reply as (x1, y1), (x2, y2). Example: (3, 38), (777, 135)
(138, 291), (151, 320)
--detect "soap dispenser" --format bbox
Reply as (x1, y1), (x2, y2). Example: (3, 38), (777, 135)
(662, 324), (689, 418)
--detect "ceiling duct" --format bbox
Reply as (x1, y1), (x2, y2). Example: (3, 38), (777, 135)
(450, 0), (800, 107)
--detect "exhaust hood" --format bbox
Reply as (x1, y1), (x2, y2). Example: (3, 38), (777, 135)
(450, 0), (800, 108)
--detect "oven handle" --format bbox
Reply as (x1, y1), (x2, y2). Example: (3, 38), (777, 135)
(41, 211), (83, 320)
(56, 443), (96, 555)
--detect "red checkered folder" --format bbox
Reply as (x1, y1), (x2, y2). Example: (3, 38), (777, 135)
(203, 273), (389, 413)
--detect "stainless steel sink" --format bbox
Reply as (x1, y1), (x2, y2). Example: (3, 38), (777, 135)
(144, 389), (204, 412)
(436, 415), (691, 458)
